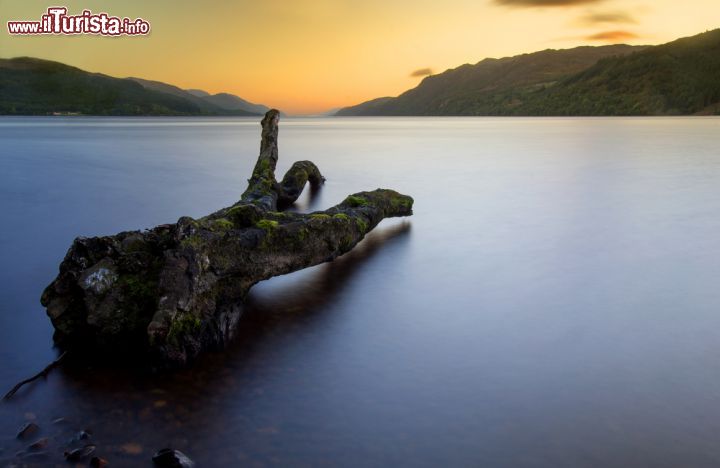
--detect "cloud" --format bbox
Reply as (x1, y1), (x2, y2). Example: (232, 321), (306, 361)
(585, 30), (639, 41)
(494, 0), (606, 7)
(579, 11), (637, 25)
(410, 68), (433, 77)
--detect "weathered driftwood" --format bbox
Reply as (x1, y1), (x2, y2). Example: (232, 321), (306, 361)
(41, 110), (413, 367)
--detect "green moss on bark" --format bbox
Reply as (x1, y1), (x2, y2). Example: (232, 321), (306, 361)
(167, 313), (202, 346)
(345, 195), (369, 207)
(256, 219), (279, 231)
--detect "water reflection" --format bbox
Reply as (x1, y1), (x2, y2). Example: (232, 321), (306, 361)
(3, 117), (720, 467)
(242, 222), (412, 325)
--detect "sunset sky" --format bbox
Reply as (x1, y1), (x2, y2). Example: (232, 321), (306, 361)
(1, 0), (718, 114)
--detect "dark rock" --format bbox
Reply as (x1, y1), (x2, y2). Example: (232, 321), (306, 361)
(90, 456), (109, 467)
(152, 448), (195, 468)
(16, 422), (39, 439)
(27, 438), (48, 451)
(41, 109), (414, 367)
(70, 429), (92, 443)
(64, 444), (96, 461)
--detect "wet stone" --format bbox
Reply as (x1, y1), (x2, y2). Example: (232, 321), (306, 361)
(90, 456), (109, 467)
(27, 437), (49, 451)
(65, 444), (96, 461)
(16, 422), (39, 439)
(69, 429), (92, 444)
(152, 448), (195, 468)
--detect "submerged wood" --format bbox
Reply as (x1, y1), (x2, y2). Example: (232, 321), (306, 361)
(41, 110), (413, 367)
(3, 351), (67, 400)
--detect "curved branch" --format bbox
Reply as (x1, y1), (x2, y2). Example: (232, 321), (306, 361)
(277, 160), (326, 209)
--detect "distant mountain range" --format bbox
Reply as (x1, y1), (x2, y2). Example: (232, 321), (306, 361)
(337, 29), (720, 116)
(186, 89), (271, 115)
(0, 57), (271, 116)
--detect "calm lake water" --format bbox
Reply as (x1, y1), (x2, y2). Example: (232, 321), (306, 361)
(1, 116), (720, 467)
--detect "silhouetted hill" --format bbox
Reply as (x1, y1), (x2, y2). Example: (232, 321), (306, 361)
(337, 44), (643, 115)
(516, 29), (720, 115)
(200, 93), (270, 115)
(337, 29), (720, 116)
(131, 80), (273, 115)
(127, 77), (231, 114)
(186, 89), (211, 98)
(0, 58), (263, 116)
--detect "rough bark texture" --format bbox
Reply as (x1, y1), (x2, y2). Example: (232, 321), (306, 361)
(41, 109), (413, 367)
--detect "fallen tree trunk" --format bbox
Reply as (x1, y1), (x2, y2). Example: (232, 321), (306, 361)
(41, 110), (413, 367)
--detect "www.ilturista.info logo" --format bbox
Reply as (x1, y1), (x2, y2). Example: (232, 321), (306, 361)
(7, 7), (150, 36)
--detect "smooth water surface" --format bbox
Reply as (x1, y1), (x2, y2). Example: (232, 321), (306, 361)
(1, 116), (720, 467)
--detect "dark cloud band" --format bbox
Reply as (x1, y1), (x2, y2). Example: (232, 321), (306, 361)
(580, 12), (637, 24)
(410, 68), (433, 77)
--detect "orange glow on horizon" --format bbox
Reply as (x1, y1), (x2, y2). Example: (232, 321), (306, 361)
(1, 0), (718, 114)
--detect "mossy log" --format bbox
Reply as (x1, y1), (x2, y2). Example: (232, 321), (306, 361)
(41, 110), (413, 367)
